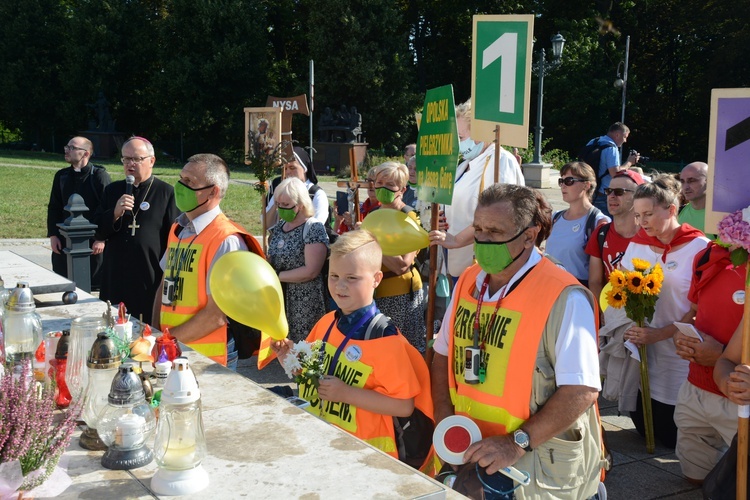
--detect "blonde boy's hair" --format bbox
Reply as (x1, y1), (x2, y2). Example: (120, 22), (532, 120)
(330, 230), (382, 268)
(374, 161), (408, 189)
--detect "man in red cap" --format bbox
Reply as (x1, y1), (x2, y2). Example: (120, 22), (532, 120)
(585, 169), (646, 303)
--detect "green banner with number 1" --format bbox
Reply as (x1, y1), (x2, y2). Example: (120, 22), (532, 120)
(471, 15), (534, 148)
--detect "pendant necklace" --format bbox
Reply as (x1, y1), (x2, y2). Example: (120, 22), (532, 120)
(127, 178), (154, 236)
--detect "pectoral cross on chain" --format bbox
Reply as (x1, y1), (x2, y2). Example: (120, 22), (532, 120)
(128, 219), (140, 236)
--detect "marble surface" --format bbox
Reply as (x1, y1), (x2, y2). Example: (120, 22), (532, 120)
(54, 351), (454, 499)
(0, 251), (457, 499)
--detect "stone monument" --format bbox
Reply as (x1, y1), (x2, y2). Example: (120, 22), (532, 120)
(314, 103), (367, 175)
(80, 91), (125, 158)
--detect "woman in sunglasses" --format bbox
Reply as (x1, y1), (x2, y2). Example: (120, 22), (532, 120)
(545, 161), (610, 286)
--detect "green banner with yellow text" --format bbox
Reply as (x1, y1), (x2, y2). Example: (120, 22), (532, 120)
(416, 85), (459, 205)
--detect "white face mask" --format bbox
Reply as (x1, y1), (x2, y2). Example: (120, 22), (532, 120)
(459, 138), (484, 161)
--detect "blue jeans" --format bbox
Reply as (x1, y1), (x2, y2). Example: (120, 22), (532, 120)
(226, 337), (238, 372)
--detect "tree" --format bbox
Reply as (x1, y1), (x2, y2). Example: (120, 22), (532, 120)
(0, 0), (68, 147)
(306, 0), (420, 152)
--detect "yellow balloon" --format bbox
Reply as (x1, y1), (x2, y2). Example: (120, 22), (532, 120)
(600, 282), (612, 312)
(209, 251), (288, 340)
(360, 208), (430, 256)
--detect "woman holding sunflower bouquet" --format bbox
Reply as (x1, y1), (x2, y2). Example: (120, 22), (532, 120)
(619, 174), (708, 449)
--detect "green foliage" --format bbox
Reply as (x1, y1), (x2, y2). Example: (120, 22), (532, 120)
(0, 0), (747, 164)
(514, 134), (571, 169)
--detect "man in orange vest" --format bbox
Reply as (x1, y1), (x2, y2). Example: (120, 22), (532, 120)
(153, 153), (263, 370)
(430, 184), (606, 498)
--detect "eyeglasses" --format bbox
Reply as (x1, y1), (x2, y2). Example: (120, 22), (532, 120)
(121, 156), (153, 165)
(558, 177), (587, 187)
(604, 187), (635, 196)
(64, 145), (86, 152)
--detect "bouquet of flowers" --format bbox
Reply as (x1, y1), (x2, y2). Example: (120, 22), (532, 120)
(280, 340), (326, 388)
(717, 207), (750, 268)
(607, 258), (664, 453)
(0, 361), (81, 494)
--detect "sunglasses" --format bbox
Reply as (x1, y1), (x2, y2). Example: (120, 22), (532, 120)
(558, 177), (587, 187)
(604, 187), (635, 196)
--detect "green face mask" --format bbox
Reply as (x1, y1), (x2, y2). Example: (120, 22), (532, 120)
(278, 207), (297, 223)
(473, 227), (527, 274)
(174, 181), (214, 213)
(376, 187), (398, 204)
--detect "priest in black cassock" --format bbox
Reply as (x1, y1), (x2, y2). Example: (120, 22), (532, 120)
(95, 136), (179, 323)
(47, 136), (111, 289)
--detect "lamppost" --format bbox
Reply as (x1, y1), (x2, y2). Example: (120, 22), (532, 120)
(531, 33), (566, 164)
(613, 35), (630, 123)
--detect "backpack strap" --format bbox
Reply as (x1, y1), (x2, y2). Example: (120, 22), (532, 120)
(693, 245), (713, 282)
(584, 206), (603, 244)
(596, 222), (612, 256)
(302, 217), (315, 241)
(363, 313), (389, 340)
(552, 210), (565, 225)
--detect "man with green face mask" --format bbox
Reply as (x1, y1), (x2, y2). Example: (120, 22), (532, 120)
(153, 153), (263, 371)
(430, 184), (607, 499)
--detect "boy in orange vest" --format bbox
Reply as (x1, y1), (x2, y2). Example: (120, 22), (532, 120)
(272, 230), (436, 473)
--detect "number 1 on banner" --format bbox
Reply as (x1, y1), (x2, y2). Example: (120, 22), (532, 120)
(482, 32), (517, 115)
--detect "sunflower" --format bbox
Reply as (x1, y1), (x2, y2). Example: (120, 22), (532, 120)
(632, 258), (651, 272)
(650, 263), (664, 279)
(626, 271), (645, 293)
(606, 287), (627, 308)
(642, 273), (663, 295)
(609, 269), (627, 290)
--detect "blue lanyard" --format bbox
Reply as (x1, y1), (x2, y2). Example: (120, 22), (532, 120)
(322, 305), (376, 377)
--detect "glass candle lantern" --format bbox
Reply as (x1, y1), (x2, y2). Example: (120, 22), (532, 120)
(66, 315), (107, 404)
(80, 332), (120, 450)
(2, 282), (42, 369)
(98, 364), (156, 470)
(53, 330), (72, 408)
(151, 327), (181, 366)
(151, 358), (209, 495)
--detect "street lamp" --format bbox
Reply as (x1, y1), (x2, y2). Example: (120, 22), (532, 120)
(531, 33), (566, 164)
(613, 35), (630, 123)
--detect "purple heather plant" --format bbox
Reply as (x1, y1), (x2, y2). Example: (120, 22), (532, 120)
(0, 361), (81, 490)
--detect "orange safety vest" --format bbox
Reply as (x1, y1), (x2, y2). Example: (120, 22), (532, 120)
(160, 213), (263, 366)
(299, 312), (423, 459)
(447, 259), (579, 438)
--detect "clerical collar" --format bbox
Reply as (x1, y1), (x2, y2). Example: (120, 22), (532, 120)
(134, 175), (154, 189)
(72, 163), (91, 174)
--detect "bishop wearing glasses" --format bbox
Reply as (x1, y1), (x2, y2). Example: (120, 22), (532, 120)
(95, 136), (179, 323)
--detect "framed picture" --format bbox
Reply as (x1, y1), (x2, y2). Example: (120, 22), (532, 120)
(705, 88), (750, 233)
(244, 107), (282, 164)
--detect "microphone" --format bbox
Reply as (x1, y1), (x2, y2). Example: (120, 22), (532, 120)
(125, 175), (135, 195)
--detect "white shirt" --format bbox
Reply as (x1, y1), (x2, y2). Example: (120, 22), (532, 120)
(159, 206), (248, 295)
(620, 237), (709, 404)
(434, 250), (601, 390)
(444, 144), (525, 276)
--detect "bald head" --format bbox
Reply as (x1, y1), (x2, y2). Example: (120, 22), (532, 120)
(680, 161), (708, 208)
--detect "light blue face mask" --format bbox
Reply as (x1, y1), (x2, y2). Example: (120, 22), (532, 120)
(459, 138), (484, 161)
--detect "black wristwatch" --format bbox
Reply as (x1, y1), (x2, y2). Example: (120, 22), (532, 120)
(513, 428), (532, 452)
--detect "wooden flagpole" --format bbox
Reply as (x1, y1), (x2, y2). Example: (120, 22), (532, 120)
(424, 203), (439, 365)
(493, 125), (501, 184)
(737, 269), (750, 498)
